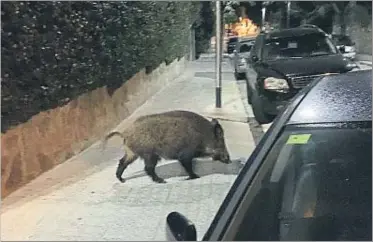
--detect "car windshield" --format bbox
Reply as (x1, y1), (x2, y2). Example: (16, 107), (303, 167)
(235, 123), (372, 241)
(239, 43), (253, 53)
(333, 35), (354, 46)
(229, 37), (238, 44)
(262, 33), (338, 60)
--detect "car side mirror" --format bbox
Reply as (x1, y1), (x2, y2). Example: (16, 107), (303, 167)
(251, 55), (259, 62)
(338, 45), (345, 53)
(166, 212), (197, 241)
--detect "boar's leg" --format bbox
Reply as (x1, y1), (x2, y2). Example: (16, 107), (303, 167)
(143, 154), (166, 183)
(178, 154), (200, 180)
(116, 155), (137, 183)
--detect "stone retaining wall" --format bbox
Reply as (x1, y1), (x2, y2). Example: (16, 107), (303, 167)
(1, 57), (188, 198)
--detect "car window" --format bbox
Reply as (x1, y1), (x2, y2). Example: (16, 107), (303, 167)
(234, 124), (372, 241)
(262, 33), (338, 60)
(229, 37), (238, 44)
(239, 44), (252, 53)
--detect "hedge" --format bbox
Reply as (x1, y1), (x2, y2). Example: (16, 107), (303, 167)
(1, 1), (209, 133)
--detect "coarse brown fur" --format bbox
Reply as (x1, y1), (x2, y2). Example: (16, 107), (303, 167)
(102, 110), (231, 183)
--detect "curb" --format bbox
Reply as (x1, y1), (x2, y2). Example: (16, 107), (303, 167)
(358, 61), (372, 67)
(356, 54), (372, 62)
(203, 114), (249, 124)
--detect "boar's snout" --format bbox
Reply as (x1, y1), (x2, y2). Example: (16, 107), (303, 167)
(210, 118), (231, 164)
(212, 151), (231, 164)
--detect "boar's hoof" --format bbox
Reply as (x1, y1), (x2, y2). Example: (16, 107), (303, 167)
(187, 174), (200, 180)
(118, 177), (126, 183)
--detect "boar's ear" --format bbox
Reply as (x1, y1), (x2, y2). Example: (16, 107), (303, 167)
(211, 118), (224, 137)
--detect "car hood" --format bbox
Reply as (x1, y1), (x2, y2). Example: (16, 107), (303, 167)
(265, 54), (348, 77)
(238, 52), (251, 58)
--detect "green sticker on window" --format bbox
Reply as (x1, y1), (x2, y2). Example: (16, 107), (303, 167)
(286, 134), (311, 144)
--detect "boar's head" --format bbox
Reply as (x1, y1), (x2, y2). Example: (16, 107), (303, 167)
(210, 118), (231, 164)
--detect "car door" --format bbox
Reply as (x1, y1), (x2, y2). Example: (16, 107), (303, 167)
(165, 90), (309, 241)
(246, 35), (263, 90)
(202, 112), (290, 241)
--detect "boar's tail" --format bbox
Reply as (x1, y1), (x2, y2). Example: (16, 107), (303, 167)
(101, 131), (125, 152)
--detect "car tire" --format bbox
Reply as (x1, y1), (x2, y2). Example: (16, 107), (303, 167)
(234, 70), (246, 80)
(251, 91), (274, 124)
(246, 80), (252, 104)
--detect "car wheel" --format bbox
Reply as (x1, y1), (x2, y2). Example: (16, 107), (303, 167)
(234, 69), (239, 79)
(251, 91), (274, 124)
(234, 71), (245, 80)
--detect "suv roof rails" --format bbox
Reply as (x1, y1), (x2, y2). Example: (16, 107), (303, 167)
(300, 24), (319, 28)
(299, 24), (325, 33)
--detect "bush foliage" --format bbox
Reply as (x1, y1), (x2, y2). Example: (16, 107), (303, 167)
(1, 1), (211, 132)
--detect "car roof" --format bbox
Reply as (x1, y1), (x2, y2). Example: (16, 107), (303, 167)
(288, 70), (372, 125)
(238, 40), (255, 46)
(228, 36), (238, 41)
(238, 37), (256, 42)
(265, 27), (324, 39)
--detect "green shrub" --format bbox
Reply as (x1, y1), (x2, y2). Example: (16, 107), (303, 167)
(1, 1), (205, 132)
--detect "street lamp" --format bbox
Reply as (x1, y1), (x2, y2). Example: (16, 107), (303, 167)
(215, 0), (222, 108)
(261, 1), (269, 30)
(286, 1), (291, 28)
(261, 6), (266, 30)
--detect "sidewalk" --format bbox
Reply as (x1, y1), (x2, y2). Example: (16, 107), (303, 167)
(1, 56), (256, 241)
(356, 54), (372, 62)
(356, 54), (372, 67)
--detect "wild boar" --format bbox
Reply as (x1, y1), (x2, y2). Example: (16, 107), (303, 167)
(102, 110), (231, 184)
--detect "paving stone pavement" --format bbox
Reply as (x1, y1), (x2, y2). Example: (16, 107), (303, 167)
(1, 56), (257, 241)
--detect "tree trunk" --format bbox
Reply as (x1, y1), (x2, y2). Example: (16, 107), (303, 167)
(340, 12), (346, 35)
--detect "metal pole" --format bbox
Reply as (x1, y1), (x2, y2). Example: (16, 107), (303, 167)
(215, 0), (222, 108)
(286, 1), (291, 28)
(261, 7), (266, 30)
(189, 27), (195, 61)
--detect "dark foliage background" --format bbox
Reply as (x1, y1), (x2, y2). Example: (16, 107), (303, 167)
(194, 1), (214, 59)
(1, 1), (213, 133)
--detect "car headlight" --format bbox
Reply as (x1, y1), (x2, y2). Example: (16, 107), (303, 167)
(263, 77), (289, 92)
(240, 58), (246, 64)
(344, 46), (354, 52)
(346, 62), (357, 69)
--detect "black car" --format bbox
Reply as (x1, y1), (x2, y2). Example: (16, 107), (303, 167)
(245, 25), (357, 124)
(166, 69), (372, 241)
(227, 36), (238, 54)
(232, 37), (256, 80)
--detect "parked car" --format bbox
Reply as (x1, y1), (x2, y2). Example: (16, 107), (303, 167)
(331, 34), (356, 60)
(166, 69), (372, 241)
(227, 36), (238, 54)
(232, 37), (256, 80)
(245, 25), (357, 124)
